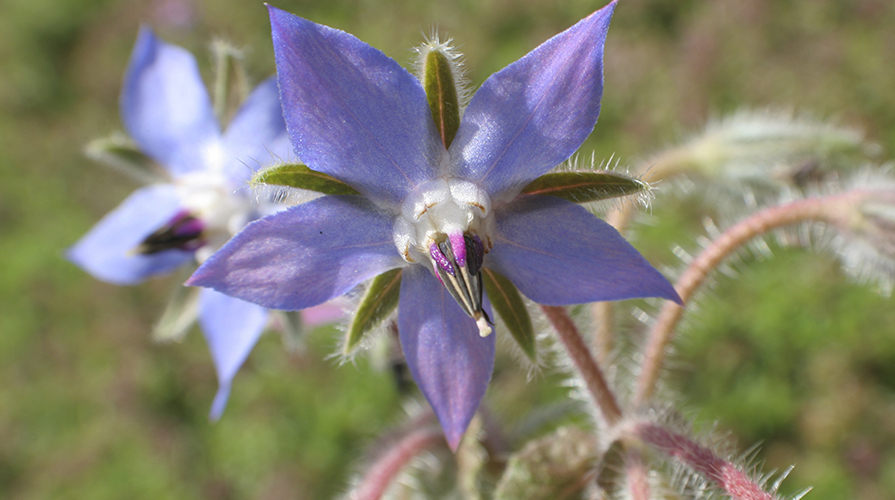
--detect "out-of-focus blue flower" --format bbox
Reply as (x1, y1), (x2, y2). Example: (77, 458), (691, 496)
(189, 0), (679, 448)
(68, 27), (309, 420)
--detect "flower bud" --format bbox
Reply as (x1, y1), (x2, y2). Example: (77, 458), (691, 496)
(648, 110), (877, 190)
(830, 181), (895, 293)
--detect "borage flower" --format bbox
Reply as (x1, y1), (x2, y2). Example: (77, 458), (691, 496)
(67, 27), (338, 419)
(189, 0), (680, 448)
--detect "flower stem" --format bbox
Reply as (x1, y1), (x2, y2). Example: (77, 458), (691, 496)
(351, 426), (445, 500)
(634, 195), (851, 404)
(624, 450), (651, 500)
(632, 421), (777, 500)
(541, 305), (622, 425)
(211, 40), (248, 123)
(589, 301), (614, 365)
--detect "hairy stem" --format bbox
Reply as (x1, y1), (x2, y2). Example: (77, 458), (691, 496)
(634, 194), (853, 404)
(589, 301), (614, 366)
(351, 426), (445, 500)
(624, 450), (651, 500)
(541, 305), (623, 425)
(632, 421), (777, 500)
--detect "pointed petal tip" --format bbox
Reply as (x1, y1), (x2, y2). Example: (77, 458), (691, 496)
(398, 267), (494, 456)
(135, 25), (156, 46)
(645, 267), (683, 305)
(666, 285), (684, 305)
(594, 0), (618, 17)
(444, 425), (465, 452)
(123, 24), (220, 176)
(267, 3), (304, 33)
(183, 270), (203, 287)
(209, 384), (230, 421)
(490, 196), (685, 306)
(453, 0), (619, 199)
(429, 386), (481, 453)
(266, 3), (284, 18)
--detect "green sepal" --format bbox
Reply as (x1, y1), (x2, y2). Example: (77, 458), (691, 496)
(153, 266), (200, 343)
(344, 268), (403, 353)
(274, 310), (306, 353)
(520, 171), (649, 204)
(85, 134), (162, 184)
(424, 49), (461, 149)
(251, 163), (360, 196)
(482, 268), (535, 361)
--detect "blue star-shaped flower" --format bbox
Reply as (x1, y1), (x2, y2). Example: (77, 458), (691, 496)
(189, 0), (679, 448)
(67, 27), (319, 419)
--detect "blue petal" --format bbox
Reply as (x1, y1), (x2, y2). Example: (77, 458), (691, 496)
(268, 6), (442, 207)
(486, 195), (681, 304)
(198, 288), (269, 420)
(187, 195), (406, 310)
(121, 26), (221, 177)
(451, 1), (617, 201)
(67, 185), (194, 285)
(398, 265), (495, 450)
(223, 76), (295, 183)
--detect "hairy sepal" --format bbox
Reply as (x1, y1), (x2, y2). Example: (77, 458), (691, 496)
(482, 268), (535, 361)
(423, 48), (461, 149)
(520, 170), (649, 204)
(251, 162), (360, 196)
(85, 133), (163, 184)
(345, 268), (402, 353)
(153, 269), (200, 342)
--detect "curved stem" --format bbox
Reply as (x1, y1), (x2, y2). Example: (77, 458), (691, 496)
(631, 421), (778, 500)
(541, 305), (623, 425)
(634, 194), (853, 404)
(351, 426), (445, 500)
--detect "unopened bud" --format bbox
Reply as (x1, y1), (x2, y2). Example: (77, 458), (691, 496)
(826, 180), (895, 294)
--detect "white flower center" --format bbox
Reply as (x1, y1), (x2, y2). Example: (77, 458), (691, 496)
(393, 178), (495, 336)
(175, 171), (254, 261)
(393, 178), (493, 263)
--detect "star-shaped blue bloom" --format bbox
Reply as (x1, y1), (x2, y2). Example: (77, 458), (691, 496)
(189, 0), (679, 448)
(67, 27), (316, 420)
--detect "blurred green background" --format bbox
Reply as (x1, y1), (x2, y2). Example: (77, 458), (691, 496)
(1, 0), (894, 498)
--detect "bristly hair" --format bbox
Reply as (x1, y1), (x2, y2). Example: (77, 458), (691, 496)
(823, 166), (895, 295)
(549, 152), (656, 214)
(412, 31), (473, 114)
(250, 182), (325, 208)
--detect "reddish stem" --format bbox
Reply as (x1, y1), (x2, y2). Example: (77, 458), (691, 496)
(541, 305), (623, 425)
(351, 427), (445, 500)
(633, 422), (776, 500)
(634, 195), (853, 404)
(625, 450), (652, 500)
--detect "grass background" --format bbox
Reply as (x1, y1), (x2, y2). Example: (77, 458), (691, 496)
(1, 0), (894, 498)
